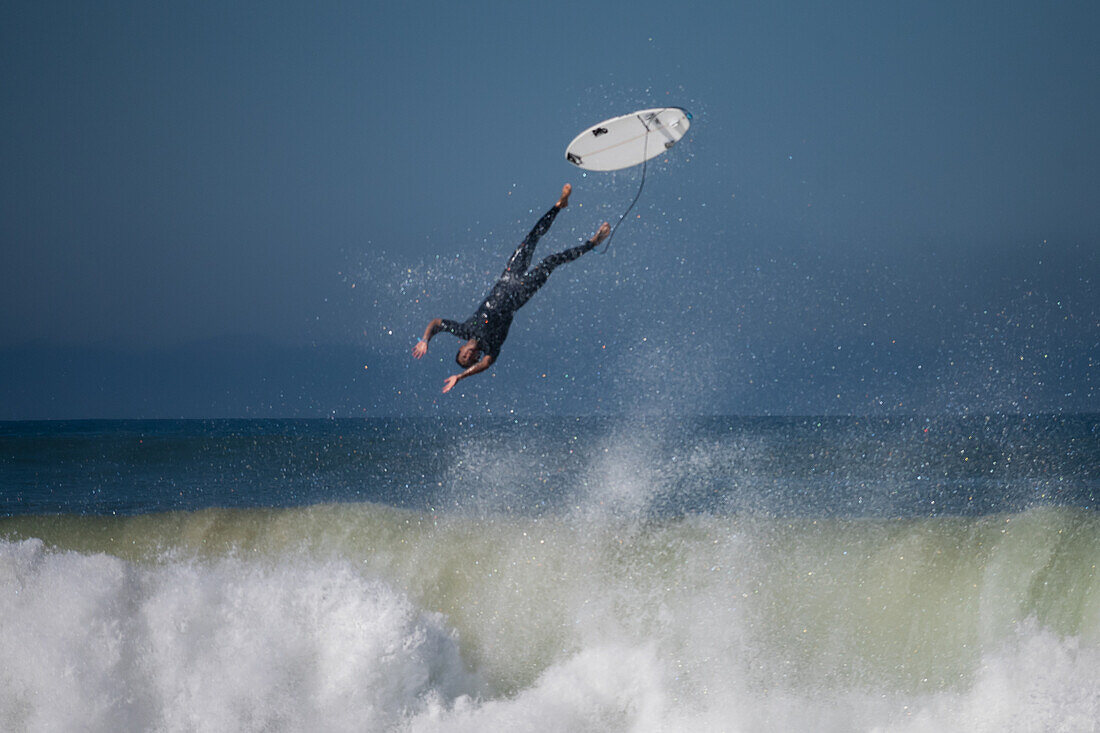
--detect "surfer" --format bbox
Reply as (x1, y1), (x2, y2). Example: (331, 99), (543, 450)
(412, 184), (610, 393)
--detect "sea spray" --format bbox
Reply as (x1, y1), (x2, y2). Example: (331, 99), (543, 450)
(2, 415), (1097, 731)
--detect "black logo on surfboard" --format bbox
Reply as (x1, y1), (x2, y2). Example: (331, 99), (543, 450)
(591, 127), (609, 137)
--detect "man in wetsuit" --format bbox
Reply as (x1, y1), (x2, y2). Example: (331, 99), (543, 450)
(412, 183), (610, 393)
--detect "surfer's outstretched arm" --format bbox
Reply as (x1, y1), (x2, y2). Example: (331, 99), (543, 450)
(442, 354), (494, 393)
(412, 318), (444, 359)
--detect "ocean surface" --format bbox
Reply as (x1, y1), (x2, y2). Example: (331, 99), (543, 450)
(1, 416), (1098, 732)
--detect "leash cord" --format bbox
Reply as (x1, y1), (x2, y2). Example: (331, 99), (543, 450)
(599, 114), (651, 253)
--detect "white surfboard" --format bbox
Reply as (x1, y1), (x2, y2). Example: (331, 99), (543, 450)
(565, 107), (692, 172)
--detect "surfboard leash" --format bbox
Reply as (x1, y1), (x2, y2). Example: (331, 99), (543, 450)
(598, 113), (651, 253)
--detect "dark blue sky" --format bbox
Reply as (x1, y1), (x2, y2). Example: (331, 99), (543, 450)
(1, 0), (1097, 417)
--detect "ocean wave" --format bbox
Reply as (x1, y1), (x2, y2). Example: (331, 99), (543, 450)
(0, 536), (477, 732)
(2, 505), (1098, 731)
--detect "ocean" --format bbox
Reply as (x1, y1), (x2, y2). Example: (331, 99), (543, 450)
(1, 416), (1098, 732)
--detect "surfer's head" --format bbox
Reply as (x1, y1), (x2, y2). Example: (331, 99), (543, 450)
(456, 340), (481, 368)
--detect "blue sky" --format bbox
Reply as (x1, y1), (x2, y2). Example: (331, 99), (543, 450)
(1, 0), (1097, 417)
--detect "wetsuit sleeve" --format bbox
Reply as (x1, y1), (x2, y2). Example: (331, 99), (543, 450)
(438, 319), (474, 341)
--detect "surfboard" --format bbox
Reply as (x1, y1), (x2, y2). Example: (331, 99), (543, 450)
(565, 107), (692, 172)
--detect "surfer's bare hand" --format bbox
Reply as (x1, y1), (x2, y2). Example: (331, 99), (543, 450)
(412, 340), (428, 359)
(442, 375), (459, 393)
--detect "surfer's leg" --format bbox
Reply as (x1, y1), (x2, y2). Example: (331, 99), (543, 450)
(513, 240), (597, 306)
(502, 223), (606, 310)
(517, 222), (609, 300)
(502, 207), (560, 277)
(501, 185), (571, 276)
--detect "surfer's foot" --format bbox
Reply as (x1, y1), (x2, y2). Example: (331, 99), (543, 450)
(591, 222), (611, 245)
(556, 183), (571, 209)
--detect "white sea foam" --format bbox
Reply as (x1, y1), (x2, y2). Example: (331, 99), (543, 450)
(0, 538), (477, 732)
(2, 505), (1099, 732)
(404, 626), (1100, 733)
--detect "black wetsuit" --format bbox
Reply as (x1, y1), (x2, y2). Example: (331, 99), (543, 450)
(439, 205), (595, 360)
